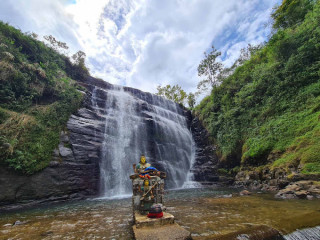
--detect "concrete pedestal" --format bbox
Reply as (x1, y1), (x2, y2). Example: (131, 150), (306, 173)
(133, 211), (191, 240)
(135, 212), (174, 228)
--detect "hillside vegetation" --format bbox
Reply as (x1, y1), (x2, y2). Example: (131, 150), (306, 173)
(195, 0), (320, 176)
(0, 21), (88, 174)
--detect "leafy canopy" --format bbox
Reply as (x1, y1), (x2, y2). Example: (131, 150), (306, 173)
(197, 46), (223, 93)
(156, 84), (196, 109)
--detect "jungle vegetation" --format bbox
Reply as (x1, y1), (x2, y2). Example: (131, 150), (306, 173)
(195, 0), (320, 176)
(0, 21), (88, 174)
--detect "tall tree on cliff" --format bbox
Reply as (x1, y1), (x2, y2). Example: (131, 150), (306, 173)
(156, 84), (196, 109)
(197, 46), (223, 94)
(156, 84), (187, 106)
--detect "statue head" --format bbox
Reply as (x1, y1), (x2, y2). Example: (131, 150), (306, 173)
(140, 155), (146, 164)
(144, 179), (149, 187)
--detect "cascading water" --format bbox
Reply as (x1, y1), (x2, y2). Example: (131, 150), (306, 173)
(284, 226), (320, 240)
(91, 85), (196, 197)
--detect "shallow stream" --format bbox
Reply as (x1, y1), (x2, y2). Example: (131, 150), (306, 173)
(1, 187), (320, 239)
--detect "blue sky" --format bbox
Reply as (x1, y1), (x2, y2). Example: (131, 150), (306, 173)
(0, 0), (281, 96)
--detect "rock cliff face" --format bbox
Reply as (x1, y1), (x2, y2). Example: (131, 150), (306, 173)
(0, 76), (217, 208)
(187, 115), (218, 182)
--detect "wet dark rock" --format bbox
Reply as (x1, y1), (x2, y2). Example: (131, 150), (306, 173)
(295, 190), (308, 198)
(234, 166), (320, 199)
(48, 161), (60, 167)
(218, 176), (235, 185)
(60, 131), (69, 143)
(13, 220), (28, 226)
(58, 144), (73, 157)
(40, 231), (54, 237)
(234, 167), (295, 193)
(53, 148), (60, 157)
(307, 195), (314, 200)
(275, 181), (320, 199)
(189, 116), (218, 183)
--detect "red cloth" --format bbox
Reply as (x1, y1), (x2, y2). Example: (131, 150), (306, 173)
(139, 174), (150, 179)
(147, 212), (163, 218)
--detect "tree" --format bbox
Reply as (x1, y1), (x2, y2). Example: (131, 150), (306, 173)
(197, 46), (223, 94)
(156, 84), (187, 106)
(43, 35), (69, 53)
(26, 32), (38, 39)
(156, 84), (197, 109)
(271, 0), (315, 29)
(72, 50), (86, 65)
(187, 93), (196, 109)
(234, 44), (263, 67)
(71, 50), (89, 77)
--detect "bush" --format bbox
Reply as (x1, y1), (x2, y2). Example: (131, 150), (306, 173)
(0, 21), (84, 174)
(195, 1), (320, 174)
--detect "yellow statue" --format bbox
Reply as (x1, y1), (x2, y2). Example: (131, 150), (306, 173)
(134, 155), (151, 174)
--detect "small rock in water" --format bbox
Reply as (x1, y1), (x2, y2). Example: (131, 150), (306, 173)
(13, 220), (27, 226)
(40, 231), (54, 237)
(236, 234), (250, 240)
(295, 190), (308, 199)
(222, 194), (232, 198)
(200, 232), (210, 236)
(307, 195), (314, 200)
(240, 190), (251, 196)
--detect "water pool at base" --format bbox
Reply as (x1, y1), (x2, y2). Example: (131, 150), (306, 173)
(1, 187), (320, 240)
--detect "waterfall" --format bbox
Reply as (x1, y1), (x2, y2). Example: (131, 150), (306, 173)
(284, 226), (320, 240)
(92, 85), (196, 197)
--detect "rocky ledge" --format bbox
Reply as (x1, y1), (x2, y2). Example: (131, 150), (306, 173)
(275, 180), (320, 200)
(234, 167), (320, 199)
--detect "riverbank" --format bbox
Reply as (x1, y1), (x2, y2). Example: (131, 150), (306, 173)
(233, 167), (320, 200)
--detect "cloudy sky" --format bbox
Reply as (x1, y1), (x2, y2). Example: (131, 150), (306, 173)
(0, 0), (280, 95)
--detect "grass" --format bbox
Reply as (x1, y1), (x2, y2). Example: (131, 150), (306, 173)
(0, 21), (85, 174)
(195, 2), (320, 175)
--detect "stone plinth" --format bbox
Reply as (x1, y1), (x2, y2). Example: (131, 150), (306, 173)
(134, 211), (174, 229)
(133, 223), (191, 240)
(133, 211), (191, 240)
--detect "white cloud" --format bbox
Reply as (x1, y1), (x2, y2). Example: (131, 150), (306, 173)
(0, 0), (281, 96)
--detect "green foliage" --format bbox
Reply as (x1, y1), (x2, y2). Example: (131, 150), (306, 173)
(0, 21), (85, 174)
(0, 107), (9, 124)
(156, 84), (196, 109)
(301, 163), (320, 174)
(197, 46), (223, 94)
(43, 35), (69, 52)
(187, 93), (196, 109)
(217, 168), (228, 175)
(156, 84), (195, 108)
(195, 1), (320, 174)
(271, 0), (315, 29)
(217, 166), (241, 176)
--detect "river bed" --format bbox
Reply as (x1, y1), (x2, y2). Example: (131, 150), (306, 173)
(1, 187), (320, 239)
